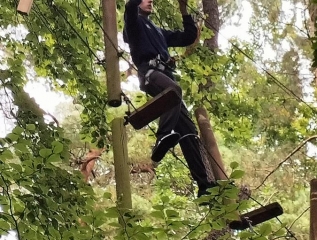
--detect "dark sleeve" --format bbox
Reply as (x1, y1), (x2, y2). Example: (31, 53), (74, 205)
(124, 0), (142, 43)
(124, 0), (142, 27)
(162, 15), (198, 47)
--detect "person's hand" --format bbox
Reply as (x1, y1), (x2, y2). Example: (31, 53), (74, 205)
(178, 0), (188, 15)
(178, 0), (188, 6)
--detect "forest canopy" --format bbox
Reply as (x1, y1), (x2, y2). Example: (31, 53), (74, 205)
(0, 0), (317, 239)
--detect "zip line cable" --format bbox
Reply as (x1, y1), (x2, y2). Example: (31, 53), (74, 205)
(21, 2), (305, 237)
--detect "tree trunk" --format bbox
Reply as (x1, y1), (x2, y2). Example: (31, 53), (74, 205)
(202, 0), (219, 51)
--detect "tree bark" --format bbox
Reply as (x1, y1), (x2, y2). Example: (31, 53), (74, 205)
(202, 0), (219, 51)
(194, 107), (227, 180)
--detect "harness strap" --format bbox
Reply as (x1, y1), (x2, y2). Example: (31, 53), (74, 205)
(145, 69), (155, 85)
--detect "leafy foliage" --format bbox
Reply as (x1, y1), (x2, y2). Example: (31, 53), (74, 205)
(0, 0), (316, 239)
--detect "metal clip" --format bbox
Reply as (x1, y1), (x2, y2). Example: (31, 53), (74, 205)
(145, 69), (155, 85)
(244, 217), (257, 234)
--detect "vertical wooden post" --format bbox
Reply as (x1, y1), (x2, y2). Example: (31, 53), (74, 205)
(311, 179), (317, 240)
(112, 118), (132, 216)
(102, 0), (122, 107)
(17, 0), (33, 15)
(194, 107), (227, 180)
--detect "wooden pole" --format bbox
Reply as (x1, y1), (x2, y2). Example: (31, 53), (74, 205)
(112, 118), (132, 215)
(102, 0), (122, 107)
(17, 0), (33, 15)
(311, 179), (317, 240)
(194, 107), (227, 180)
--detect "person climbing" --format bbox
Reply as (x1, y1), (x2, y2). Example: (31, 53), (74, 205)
(123, 0), (216, 198)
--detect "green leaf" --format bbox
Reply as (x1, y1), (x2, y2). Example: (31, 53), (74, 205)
(259, 223), (272, 236)
(26, 124), (36, 131)
(273, 228), (285, 236)
(94, 218), (105, 227)
(108, 222), (122, 228)
(0, 149), (14, 160)
(103, 192), (112, 199)
(150, 210), (165, 219)
(48, 226), (60, 239)
(160, 195), (169, 203)
(6, 133), (19, 142)
(52, 141), (64, 154)
(230, 161), (239, 169)
(165, 209), (179, 218)
(230, 170), (245, 179)
(105, 207), (119, 218)
(9, 163), (23, 172)
(0, 219), (11, 232)
(12, 126), (24, 135)
(239, 231), (254, 239)
(133, 232), (149, 240)
(47, 154), (61, 163)
(168, 221), (184, 230)
(39, 148), (52, 158)
(152, 205), (164, 211)
(156, 230), (168, 240)
(14, 143), (29, 153)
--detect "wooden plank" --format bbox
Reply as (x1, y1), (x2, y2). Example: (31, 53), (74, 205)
(229, 202), (283, 230)
(17, 0), (33, 15)
(127, 87), (181, 130)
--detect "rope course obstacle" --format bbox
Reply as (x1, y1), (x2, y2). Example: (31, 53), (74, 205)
(125, 87), (181, 129)
(16, 0), (301, 236)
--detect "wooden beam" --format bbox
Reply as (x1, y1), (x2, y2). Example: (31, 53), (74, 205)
(311, 179), (317, 240)
(229, 202), (283, 230)
(127, 87), (181, 130)
(102, 0), (121, 107)
(112, 118), (132, 223)
(17, 0), (33, 15)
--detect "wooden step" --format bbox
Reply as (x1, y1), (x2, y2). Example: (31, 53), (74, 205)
(229, 202), (283, 230)
(127, 87), (181, 130)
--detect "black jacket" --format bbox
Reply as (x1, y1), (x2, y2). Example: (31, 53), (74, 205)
(123, 0), (197, 74)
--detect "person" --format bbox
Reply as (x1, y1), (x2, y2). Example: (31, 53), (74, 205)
(123, 0), (216, 198)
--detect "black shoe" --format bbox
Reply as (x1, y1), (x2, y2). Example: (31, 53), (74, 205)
(197, 181), (236, 206)
(197, 182), (218, 206)
(197, 182), (218, 198)
(151, 133), (180, 162)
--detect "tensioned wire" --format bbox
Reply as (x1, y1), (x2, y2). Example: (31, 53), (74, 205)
(23, 0), (302, 237)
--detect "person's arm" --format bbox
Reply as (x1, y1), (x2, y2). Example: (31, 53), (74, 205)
(124, 0), (142, 26)
(178, 0), (188, 15)
(162, 0), (197, 47)
(124, 0), (142, 44)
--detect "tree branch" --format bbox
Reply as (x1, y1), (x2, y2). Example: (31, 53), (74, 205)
(255, 135), (317, 190)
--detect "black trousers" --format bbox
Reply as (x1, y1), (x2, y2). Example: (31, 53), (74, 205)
(139, 69), (215, 193)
